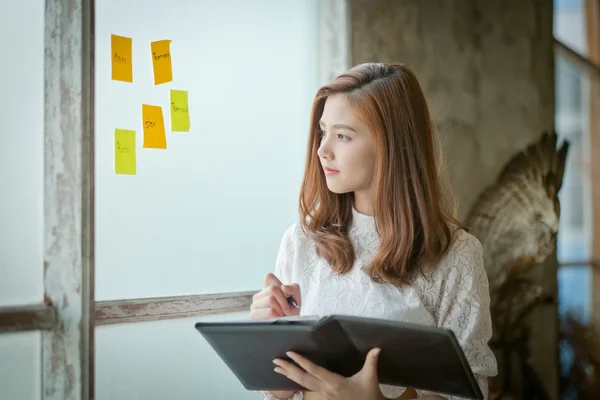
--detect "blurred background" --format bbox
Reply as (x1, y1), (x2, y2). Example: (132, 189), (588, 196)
(1, 0), (598, 399)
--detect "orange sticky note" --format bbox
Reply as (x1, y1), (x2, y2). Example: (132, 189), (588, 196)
(115, 129), (136, 175)
(111, 34), (133, 82)
(142, 105), (167, 149)
(151, 40), (173, 85)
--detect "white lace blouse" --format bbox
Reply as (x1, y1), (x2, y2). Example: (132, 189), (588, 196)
(257, 208), (498, 399)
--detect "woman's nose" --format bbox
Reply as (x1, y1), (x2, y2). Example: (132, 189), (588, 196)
(317, 138), (333, 160)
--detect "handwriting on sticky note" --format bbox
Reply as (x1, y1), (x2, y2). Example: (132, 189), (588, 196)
(142, 104), (167, 149)
(115, 129), (136, 175)
(151, 40), (173, 85)
(170, 90), (190, 132)
(111, 35), (133, 82)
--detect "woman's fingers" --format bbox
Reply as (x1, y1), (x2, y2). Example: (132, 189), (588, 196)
(264, 272), (283, 288)
(273, 357), (323, 392)
(286, 352), (340, 383)
(252, 285), (292, 315)
(250, 273), (302, 319)
(281, 283), (302, 308)
(250, 292), (285, 316)
(249, 307), (282, 320)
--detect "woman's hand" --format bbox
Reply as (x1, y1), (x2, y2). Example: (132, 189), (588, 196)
(250, 273), (301, 320)
(251, 273), (302, 399)
(273, 348), (385, 400)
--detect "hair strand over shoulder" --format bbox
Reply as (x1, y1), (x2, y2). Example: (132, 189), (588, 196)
(299, 62), (463, 287)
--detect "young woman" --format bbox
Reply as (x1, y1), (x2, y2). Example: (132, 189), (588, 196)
(250, 63), (498, 400)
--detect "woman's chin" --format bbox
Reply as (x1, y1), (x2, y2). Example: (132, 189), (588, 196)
(325, 183), (352, 195)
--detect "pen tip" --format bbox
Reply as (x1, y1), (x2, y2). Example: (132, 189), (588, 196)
(287, 297), (299, 308)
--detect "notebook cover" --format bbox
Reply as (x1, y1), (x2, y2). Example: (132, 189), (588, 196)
(194, 315), (483, 399)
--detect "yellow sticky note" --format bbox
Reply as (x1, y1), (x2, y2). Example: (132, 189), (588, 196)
(151, 40), (173, 85)
(111, 34), (133, 82)
(170, 90), (190, 132)
(142, 104), (167, 149)
(115, 129), (136, 175)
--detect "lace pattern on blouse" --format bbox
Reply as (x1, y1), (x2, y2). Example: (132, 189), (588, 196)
(257, 209), (498, 399)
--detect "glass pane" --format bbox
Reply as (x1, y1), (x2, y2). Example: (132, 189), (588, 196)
(555, 55), (592, 269)
(96, 313), (256, 400)
(0, 332), (41, 400)
(558, 266), (593, 322)
(554, 0), (588, 56)
(554, 51), (594, 399)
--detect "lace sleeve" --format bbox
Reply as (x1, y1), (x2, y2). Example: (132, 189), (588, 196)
(417, 231), (498, 399)
(254, 391), (303, 400)
(273, 223), (297, 284)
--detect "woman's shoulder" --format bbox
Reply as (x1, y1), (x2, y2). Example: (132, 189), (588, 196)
(429, 228), (485, 278)
(415, 228), (489, 304)
(279, 221), (312, 248)
(448, 227), (484, 258)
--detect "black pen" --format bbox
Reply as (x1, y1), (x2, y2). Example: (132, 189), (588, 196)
(286, 296), (299, 309)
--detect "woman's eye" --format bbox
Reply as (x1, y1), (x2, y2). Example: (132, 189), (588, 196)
(337, 133), (350, 142)
(318, 130), (326, 138)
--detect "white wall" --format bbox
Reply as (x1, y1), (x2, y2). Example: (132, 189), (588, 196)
(0, 0), (44, 399)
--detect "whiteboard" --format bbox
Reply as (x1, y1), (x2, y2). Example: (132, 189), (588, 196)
(95, 0), (321, 300)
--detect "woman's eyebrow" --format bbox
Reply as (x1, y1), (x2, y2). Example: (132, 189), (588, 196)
(319, 120), (357, 132)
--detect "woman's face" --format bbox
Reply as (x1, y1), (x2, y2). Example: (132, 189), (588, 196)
(317, 94), (377, 212)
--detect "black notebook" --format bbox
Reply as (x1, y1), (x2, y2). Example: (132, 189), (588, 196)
(195, 314), (483, 399)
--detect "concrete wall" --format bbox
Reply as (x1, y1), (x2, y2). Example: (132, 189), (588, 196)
(350, 0), (555, 217)
(348, 0), (557, 397)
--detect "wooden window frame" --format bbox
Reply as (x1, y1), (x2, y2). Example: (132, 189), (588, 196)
(551, 4), (600, 398)
(584, 0), (600, 329)
(42, 0), (95, 398)
(554, 0), (600, 326)
(0, 1), (349, 399)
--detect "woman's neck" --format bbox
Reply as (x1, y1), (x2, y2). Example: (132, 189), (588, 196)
(353, 191), (374, 216)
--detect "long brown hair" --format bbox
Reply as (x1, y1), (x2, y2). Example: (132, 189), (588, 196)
(299, 62), (462, 287)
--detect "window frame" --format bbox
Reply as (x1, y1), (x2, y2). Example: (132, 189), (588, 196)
(553, 0), (600, 326)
